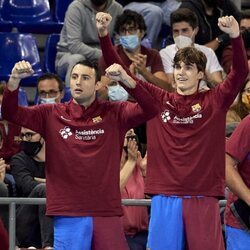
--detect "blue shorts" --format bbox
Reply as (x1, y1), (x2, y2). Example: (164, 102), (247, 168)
(225, 225), (250, 250)
(53, 216), (128, 250)
(147, 195), (224, 250)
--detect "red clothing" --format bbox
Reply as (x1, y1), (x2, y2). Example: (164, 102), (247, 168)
(0, 219), (8, 250)
(99, 34), (248, 198)
(2, 85), (157, 217)
(221, 45), (250, 74)
(99, 44), (164, 76)
(121, 165), (148, 236)
(225, 115), (250, 229)
(0, 121), (21, 163)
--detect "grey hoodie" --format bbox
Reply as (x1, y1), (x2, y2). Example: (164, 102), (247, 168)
(56, 0), (123, 61)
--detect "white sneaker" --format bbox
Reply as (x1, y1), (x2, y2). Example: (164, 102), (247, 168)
(28, 247), (37, 249)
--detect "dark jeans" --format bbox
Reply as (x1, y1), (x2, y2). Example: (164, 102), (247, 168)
(0, 182), (9, 231)
(126, 230), (148, 250)
(16, 183), (53, 248)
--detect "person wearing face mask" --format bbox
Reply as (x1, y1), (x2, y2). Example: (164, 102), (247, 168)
(36, 73), (65, 104)
(180, 0), (240, 61)
(226, 78), (250, 124)
(55, 0), (123, 86)
(160, 8), (223, 89)
(10, 128), (53, 249)
(221, 10), (250, 75)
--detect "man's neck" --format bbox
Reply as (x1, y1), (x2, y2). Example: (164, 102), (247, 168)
(93, 3), (107, 12)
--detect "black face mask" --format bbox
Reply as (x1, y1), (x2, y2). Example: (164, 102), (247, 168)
(203, 0), (221, 8)
(90, 0), (107, 7)
(242, 30), (250, 49)
(21, 140), (43, 157)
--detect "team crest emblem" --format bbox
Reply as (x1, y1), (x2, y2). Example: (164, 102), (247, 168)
(191, 103), (201, 113)
(92, 116), (102, 123)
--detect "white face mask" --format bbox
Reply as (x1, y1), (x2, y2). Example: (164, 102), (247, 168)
(174, 35), (193, 49)
(40, 97), (57, 104)
(108, 85), (128, 101)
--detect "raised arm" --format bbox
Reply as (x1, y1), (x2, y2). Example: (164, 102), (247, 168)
(215, 16), (249, 108)
(96, 12), (167, 105)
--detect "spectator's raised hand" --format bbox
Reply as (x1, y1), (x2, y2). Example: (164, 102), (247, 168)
(96, 12), (112, 37)
(8, 60), (34, 91)
(105, 63), (136, 89)
(218, 16), (239, 38)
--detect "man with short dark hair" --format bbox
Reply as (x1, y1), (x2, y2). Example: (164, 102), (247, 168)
(160, 8), (223, 88)
(2, 50), (158, 248)
(97, 12), (248, 249)
(37, 73), (65, 104)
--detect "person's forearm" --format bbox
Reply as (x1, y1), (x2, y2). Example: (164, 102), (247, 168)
(7, 75), (21, 91)
(34, 177), (46, 183)
(120, 160), (136, 191)
(226, 154), (250, 206)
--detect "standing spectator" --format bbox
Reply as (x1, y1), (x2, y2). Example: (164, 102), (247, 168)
(11, 127), (53, 249)
(224, 115), (250, 249)
(226, 77), (250, 123)
(180, 0), (240, 60)
(36, 73), (65, 104)
(123, 0), (181, 47)
(55, 0), (123, 85)
(96, 12), (248, 249)
(160, 8), (223, 88)
(221, 10), (250, 74)
(1, 54), (158, 248)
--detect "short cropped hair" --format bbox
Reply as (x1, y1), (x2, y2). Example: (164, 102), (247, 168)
(173, 47), (207, 73)
(37, 73), (64, 92)
(72, 60), (101, 82)
(170, 8), (198, 29)
(114, 9), (147, 34)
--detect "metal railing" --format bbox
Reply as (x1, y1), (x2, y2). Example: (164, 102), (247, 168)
(0, 198), (227, 250)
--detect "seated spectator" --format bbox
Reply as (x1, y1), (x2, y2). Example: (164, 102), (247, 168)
(224, 115), (250, 249)
(226, 77), (250, 123)
(123, 0), (181, 47)
(160, 8), (223, 89)
(221, 10), (250, 74)
(98, 9), (172, 96)
(11, 127), (53, 249)
(36, 73), (65, 104)
(120, 129), (148, 250)
(180, 0), (240, 60)
(55, 0), (123, 85)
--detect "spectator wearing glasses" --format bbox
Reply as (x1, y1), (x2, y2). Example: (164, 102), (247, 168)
(10, 127), (53, 249)
(36, 73), (65, 104)
(226, 78), (250, 124)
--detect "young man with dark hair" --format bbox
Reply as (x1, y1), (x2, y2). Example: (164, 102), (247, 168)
(2, 55), (158, 248)
(96, 12), (248, 250)
(160, 7), (223, 88)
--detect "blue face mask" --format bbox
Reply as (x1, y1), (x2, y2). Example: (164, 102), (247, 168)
(119, 35), (140, 51)
(108, 85), (128, 101)
(40, 97), (57, 104)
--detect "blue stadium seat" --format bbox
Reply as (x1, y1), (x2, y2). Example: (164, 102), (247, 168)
(1, 0), (62, 34)
(43, 33), (60, 74)
(18, 88), (29, 106)
(54, 0), (73, 23)
(0, 0), (13, 31)
(0, 32), (43, 87)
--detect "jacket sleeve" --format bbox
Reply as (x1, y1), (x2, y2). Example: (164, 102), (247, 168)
(214, 36), (249, 109)
(99, 34), (168, 108)
(2, 88), (50, 138)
